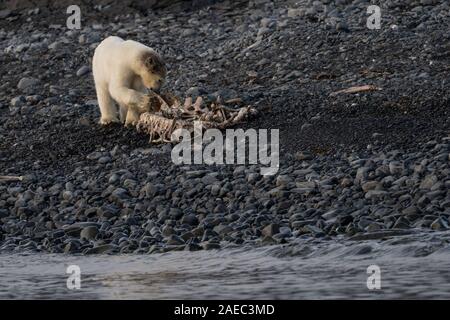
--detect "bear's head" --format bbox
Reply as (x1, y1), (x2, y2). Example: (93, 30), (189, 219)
(140, 51), (167, 93)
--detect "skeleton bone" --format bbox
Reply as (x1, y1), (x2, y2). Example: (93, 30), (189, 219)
(136, 91), (258, 143)
(0, 175), (23, 182)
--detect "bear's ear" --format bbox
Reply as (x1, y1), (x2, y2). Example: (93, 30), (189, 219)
(145, 55), (157, 72)
(145, 55), (155, 69)
(144, 53), (166, 75)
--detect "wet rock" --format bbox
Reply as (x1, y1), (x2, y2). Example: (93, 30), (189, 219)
(393, 216), (411, 229)
(184, 243), (202, 251)
(10, 96), (26, 108)
(402, 206), (419, 216)
(365, 190), (388, 200)
(64, 241), (81, 254)
(162, 225), (174, 237)
(361, 181), (381, 192)
(261, 235), (277, 245)
(295, 151), (313, 161)
(169, 208), (183, 220)
(87, 151), (103, 160)
(287, 8), (303, 18)
(202, 241), (221, 250)
(213, 224), (233, 236)
(110, 188), (129, 202)
(430, 218), (448, 230)
(336, 21), (349, 32)
(166, 235), (184, 245)
(181, 214), (199, 226)
(420, 175), (438, 190)
(48, 41), (62, 50)
(0, 9), (12, 19)
(276, 175), (292, 186)
(261, 224), (280, 237)
(84, 244), (118, 254)
(76, 65), (90, 77)
(80, 226), (99, 241)
(17, 77), (39, 93)
(98, 156), (112, 164)
(349, 230), (414, 241)
(389, 161), (404, 175)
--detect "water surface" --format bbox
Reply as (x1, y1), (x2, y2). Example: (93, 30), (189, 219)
(1, 230), (450, 299)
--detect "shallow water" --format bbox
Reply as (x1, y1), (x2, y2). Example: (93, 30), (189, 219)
(1, 230), (450, 299)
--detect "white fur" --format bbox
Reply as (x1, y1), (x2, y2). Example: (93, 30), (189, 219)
(92, 36), (163, 126)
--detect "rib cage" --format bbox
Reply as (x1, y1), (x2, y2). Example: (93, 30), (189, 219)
(136, 91), (258, 143)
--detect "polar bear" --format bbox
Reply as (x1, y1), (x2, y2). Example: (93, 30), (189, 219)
(92, 36), (167, 126)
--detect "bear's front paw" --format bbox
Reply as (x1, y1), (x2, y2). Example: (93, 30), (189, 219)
(137, 94), (152, 113)
(124, 118), (140, 127)
(125, 109), (140, 127)
(99, 117), (120, 125)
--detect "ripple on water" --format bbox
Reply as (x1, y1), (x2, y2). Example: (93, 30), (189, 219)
(1, 230), (450, 299)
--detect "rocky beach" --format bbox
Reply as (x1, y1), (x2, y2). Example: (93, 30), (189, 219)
(0, 0), (449, 259)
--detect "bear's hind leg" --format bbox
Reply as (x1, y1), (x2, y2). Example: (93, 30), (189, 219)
(97, 86), (120, 125)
